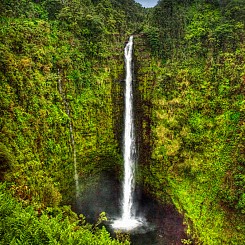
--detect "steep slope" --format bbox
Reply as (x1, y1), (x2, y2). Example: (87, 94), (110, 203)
(0, 0), (145, 243)
(1, 0), (245, 244)
(136, 0), (245, 244)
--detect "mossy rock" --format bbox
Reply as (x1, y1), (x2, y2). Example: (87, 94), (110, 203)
(0, 143), (16, 180)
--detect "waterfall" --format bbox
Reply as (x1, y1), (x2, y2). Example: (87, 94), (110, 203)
(112, 36), (143, 231)
(122, 35), (136, 220)
(58, 70), (80, 199)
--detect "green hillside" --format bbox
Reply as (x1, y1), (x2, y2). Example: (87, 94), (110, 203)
(0, 0), (244, 244)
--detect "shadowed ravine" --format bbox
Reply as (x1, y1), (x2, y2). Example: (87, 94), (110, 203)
(1, 1), (244, 244)
(73, 36), (188, 243)
(73, 172), (188, 244)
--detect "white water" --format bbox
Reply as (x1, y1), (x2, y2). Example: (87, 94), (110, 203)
(112, 36), (143, 231)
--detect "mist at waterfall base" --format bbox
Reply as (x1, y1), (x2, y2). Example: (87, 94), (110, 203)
(73, 174), (187, 244)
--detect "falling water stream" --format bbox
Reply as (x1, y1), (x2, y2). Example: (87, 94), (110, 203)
(112, 36), (144, 231)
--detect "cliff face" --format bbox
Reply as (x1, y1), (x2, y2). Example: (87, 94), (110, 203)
(0, 0), (245, 244)
(134, 2), (245, 241)
(0, 18), (127, 207)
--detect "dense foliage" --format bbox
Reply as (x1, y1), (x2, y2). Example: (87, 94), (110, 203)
(137, 0), (245, 244)
(0, 0), (244, 244)
(0, 0), (144, 243)
(0, 183), (129, 244)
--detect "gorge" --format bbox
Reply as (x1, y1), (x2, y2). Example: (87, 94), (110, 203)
(0, 0), (244, 244)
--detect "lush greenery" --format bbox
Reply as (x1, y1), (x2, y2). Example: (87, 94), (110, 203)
(136, 0), (245, 244)
(0, 0), (244, 244)
(0, 0), (143, 243)
(0, 183), (129, 244)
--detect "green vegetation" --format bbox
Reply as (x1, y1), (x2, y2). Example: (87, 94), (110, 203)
(0, 0), (144, 243)
(0, 183), (129, 244)
(0, 0), (244, 244)
(136, 0), (245, 244)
